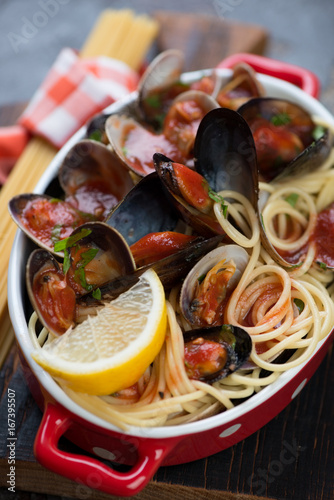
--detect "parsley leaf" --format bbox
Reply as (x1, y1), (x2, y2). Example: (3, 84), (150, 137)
(285, 193), (299, 207)
(271, 112), (291, 126)
(54, 228), (92, 253)
(317, 261), (328, 270)
(208, 188), (228, 218)
(89, 129), (103, 142)
(145, 94), (162, 109)
(294, 298), (304, 313)
(92, 288), (102, 300)
(74, 248), (99, 291)
(312, 124), (325, 141)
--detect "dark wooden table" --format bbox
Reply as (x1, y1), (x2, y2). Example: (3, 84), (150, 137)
(0, 14), (334, 499)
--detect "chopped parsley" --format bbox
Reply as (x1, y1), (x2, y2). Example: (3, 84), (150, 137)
(145, 94), (162, 109)
(74, 248), (99, 291)
(293, 298), (304, 313)
(92, 288), (102, 300)
(197, 273), (206, 284)
(312, 124), (325, 141)
(54, 228), (92, 253)
(317, 261), (328, 270)
(271, 112), (291, 126)
(208, 188), (228, 218)
(89, 129), (103, 142)
(285, 193), (299, 207)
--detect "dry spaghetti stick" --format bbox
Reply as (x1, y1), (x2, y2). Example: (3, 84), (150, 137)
(1, 9), (158, 364)
(116, 15), (159, 69)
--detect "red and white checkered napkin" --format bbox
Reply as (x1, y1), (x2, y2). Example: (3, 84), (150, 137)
(0, 47), (139, 184)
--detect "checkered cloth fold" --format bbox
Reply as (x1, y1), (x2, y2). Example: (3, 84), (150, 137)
(0, 47), (139, 184)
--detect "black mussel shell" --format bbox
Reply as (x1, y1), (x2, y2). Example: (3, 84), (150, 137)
(238, 97), (332, 182)
(183, 324), (252, 383)
(154, 153), (227, 237)
(193, 107), (259, 210)
(105, 172), (180, 245)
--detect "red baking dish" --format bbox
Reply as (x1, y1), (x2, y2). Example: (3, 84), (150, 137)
(7, 53), (334, 497)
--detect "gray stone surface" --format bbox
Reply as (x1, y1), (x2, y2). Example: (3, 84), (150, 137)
(0, 0), (334, 111)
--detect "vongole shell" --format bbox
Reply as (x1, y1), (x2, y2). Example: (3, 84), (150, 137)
(180, 244), (250, 327)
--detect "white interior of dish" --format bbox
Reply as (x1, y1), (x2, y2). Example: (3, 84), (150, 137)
(8, 68), (334, 439)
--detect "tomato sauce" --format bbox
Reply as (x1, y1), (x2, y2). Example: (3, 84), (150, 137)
(123, 124), (185, 175)
(65, 178), (119, 220)
(130, 232), (197, 267)
(19, 198), (89, 250)
(32, 262), (76, 334)
(310, 201), (334, 268)
(184, 338), (227, 380)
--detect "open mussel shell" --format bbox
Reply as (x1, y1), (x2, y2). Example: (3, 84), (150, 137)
(194, 107), (259, 210)
(26, 222), (136, 335)
(180, 244), (249, 327)
(8, 193), (83, 255)
(153, 153), (226, 237)
(58, 139), (134, 214)
(26, 249), (75, 336)
(183, 324), (252, 383)
(238, 97), (333, 182)
(68, 221), (136, 284)
(137, 49), (185, 125)
(272, 127), (332, 182)
(105, 172), (180, 245)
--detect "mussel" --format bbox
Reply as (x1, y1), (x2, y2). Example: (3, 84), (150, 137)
(26, 222), (136, 335)
(180, 244), (249, 327)
(105, 172), (181, 245)
(105, 90), (219, 177)
(193, 107), (259, 207)
(154, 153), (225, 237)
(183, 324), (252, 383)
(58, 139), (134, 220)
(8, 193), (92, 255)
(238, 97), (333, 182)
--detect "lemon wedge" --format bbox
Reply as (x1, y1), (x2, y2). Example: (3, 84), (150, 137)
(32, 268), (167, 395)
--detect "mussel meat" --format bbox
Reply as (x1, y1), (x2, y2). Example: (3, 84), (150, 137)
(180, 244), (249, 327)
(183, 324), (252, 383)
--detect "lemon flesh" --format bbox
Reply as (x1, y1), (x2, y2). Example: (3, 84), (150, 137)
(32, 269), (167, 395)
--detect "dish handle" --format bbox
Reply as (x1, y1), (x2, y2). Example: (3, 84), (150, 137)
(34, 402), (182, 497)
(217, 53), (320, 98)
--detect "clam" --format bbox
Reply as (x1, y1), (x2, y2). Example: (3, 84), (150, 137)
(26, 222), (136, 336)
(105, 90), (219, 177)
(238, 97), (333, 182)
(58, 139), (134, 219)
(213, 62), (265, 109)
(183, 324), (252, 383)
(137, 49), (186, 128)
(180, 244), (249, 327)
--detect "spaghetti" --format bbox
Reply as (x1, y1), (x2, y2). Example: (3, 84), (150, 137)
(28, 139), (334, 429)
